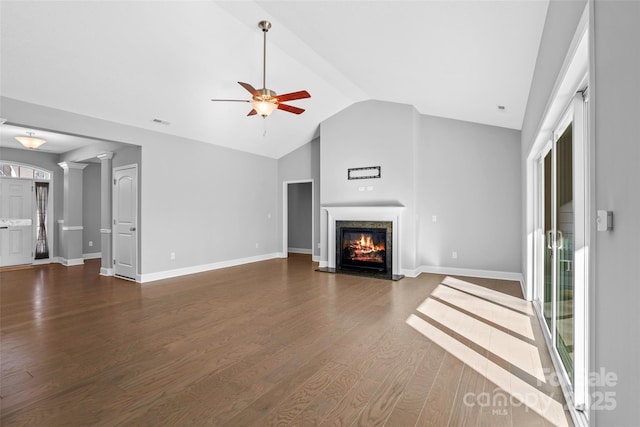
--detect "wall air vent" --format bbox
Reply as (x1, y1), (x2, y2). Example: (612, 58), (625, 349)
(152, 118), (170, 126)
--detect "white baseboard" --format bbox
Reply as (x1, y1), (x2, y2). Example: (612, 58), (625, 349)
(62, 258), (84, 266)
(100, 267), (114, 276)
(288, 247), (312, 255)
(319, 261), (328, 268)
(83, 252), (102, 260)
(312, 255), (321, 262)
(411, 265), (524, 286)
(140, 252), (281, 284)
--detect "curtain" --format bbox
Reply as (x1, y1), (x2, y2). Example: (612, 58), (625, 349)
(35, 182), (49, 259)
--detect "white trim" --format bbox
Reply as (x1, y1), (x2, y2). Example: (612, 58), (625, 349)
(96, 152), (114, 161)
(139, 252), (281, 284)
(411, 265), (524, 287)
(113, 164), (139, 279)
(0, 219), (32, 226)
(62, 225), (83, 231)
(100, 228), (112, 234)
(58, 161), (88, 170)
(83, 252), (101, 259)
(288, 247), (312, 255)
(312, 255), (321, 263)
(61, 258), (84, 266)
(100, 267), (114, 276)
(32, 258), (52, 265)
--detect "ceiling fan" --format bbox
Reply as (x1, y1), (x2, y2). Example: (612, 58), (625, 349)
(211, 20), (311, 118)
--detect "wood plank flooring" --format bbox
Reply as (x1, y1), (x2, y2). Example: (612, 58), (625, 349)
(0, 255), (573, 426)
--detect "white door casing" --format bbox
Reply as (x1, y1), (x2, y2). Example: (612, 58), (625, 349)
(0, 178), (33, 267)
(113, 165), (138, 280)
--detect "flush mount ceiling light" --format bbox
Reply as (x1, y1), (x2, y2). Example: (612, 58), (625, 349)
(15, 132), (46, 149)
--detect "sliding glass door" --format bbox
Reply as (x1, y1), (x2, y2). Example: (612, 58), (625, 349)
(536, 92), (588, 410)
(555, 123), (575, 384)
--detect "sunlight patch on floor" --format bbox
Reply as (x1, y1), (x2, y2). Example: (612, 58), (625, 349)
(432, 284), (535, 340)
(417, 296), (546, 383)
(406, 314), (569, 427)
(442, 276), (534, 316)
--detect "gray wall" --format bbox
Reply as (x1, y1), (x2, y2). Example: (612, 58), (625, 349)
(591, 0), (640, 424)
(1, 97), (279, 277)
(320, 100), (521, 275)
(287, 182), (312, 251)
(82, 163), (101, 255)
(418, 116), (521, 272)
(277, 138), (320, 258)
(320, 100), (419, 271)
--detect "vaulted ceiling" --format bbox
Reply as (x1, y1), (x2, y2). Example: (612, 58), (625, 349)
(0, 1), (548, 158)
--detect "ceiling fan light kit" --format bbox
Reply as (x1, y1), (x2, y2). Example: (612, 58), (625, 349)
(211, 20), (310, 118)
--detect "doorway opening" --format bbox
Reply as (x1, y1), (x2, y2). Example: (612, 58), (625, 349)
(282, 180), (314, 259)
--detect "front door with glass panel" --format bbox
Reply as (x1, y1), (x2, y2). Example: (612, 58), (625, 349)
(0, 178), (33, 267)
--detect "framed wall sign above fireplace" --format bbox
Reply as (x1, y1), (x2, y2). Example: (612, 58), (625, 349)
(347, 166), (381, 180)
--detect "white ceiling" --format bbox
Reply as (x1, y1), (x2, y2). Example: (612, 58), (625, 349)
(0, 1), (548, 159)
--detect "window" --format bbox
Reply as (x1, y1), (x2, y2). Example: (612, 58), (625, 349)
(0, 162), (51, 180)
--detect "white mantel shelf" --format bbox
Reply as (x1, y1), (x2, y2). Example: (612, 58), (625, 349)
(322, 204), (405, 276)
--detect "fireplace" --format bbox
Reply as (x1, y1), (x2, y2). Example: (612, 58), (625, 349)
(322, 205), (405, 280)
(336, 221), (392, 275)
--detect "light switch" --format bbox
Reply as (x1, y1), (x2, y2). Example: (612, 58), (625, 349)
(597, 210), (613, 231)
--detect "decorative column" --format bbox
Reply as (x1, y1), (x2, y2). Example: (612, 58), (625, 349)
(58, 161), (88, 265)
(97, 152), (114, 275)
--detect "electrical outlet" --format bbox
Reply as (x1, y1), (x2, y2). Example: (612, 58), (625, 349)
(255, 243), (259, 249)
(170, 252), (176, 260)
(452, 251), (458, 259)
(432, 215), (437, 223)
(88, 241), (93, 247)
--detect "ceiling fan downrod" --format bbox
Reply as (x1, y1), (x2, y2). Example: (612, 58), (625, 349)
(258, 20), (271, 92)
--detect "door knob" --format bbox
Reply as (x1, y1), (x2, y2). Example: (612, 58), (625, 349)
(130, 227), (136, 232)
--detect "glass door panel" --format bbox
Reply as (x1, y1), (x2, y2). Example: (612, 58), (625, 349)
(543, 151), (553, 330)
(555, 123), (574, 382)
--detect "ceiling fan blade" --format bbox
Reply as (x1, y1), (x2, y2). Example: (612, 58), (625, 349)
(277, 103), (305, 115)
(276, 90), (311, 102)
(247, 109), (257, 116)
(238, 82), (259, 96)
(210, 99), (250, 102)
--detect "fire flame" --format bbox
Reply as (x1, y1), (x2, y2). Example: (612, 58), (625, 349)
(350, 233), (384, 255)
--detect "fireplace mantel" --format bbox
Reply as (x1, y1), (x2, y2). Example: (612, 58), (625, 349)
(322, 204), (404, 276)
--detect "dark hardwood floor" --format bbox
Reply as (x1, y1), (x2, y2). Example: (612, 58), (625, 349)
(0, 255), (573, 426)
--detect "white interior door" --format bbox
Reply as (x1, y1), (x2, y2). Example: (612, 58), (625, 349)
(0, 178), (33, 267)
(113, 165), (138, 280)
